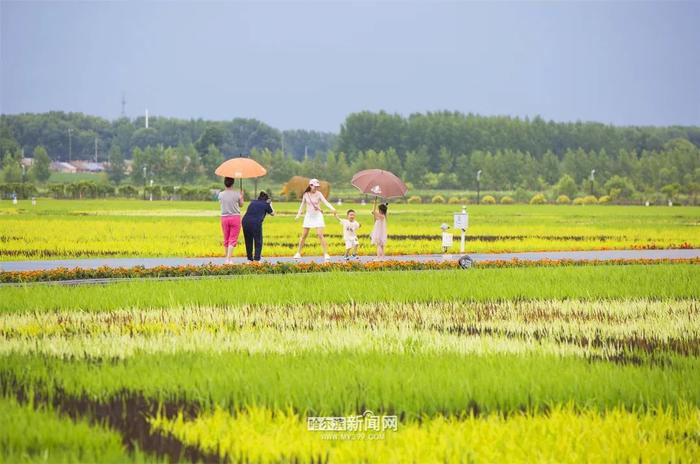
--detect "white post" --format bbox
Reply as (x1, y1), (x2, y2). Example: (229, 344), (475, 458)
(460, 206), (466, 253)
(145, 109), (149, 129)
(452, 206), (468, 253)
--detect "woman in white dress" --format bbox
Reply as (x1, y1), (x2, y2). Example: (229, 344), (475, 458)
(294, 178), (337, 260)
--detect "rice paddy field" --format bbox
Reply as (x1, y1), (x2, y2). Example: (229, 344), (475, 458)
(1, 265), (700, 462)
(1, 199), (699, 260)
(1, 198), (700, 462)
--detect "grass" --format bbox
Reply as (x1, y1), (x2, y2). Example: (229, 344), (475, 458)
(2, 351), (699, 418)
(150, 404), (700, 463)
(0, 395), (144, 464)
(2, 265), (699, 313)
(0, 265), (697, 460)
(3, 299), (696, 362)
(1, 199), (698, 259)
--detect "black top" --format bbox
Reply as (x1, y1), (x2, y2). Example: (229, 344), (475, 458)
(242, 199), (273, 224)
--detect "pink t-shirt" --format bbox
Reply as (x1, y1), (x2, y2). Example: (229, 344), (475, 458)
(297, 191), (335, 216)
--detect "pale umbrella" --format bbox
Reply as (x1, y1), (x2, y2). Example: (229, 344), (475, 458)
(351, 169), (408, 204)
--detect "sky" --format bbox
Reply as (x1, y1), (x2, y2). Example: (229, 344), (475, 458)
(1, 1), (699, 132)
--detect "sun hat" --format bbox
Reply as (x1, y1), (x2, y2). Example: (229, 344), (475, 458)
(309, 178), (321, 187)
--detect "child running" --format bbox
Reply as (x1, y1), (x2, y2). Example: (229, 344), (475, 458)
(370, 202), (388, 257)
(335, 209), (361, 260)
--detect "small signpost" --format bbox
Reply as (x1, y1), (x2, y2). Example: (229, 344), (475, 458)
(453, 206), (468, 253)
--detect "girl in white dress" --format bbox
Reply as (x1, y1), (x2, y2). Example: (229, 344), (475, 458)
(294, 178), (337, 260)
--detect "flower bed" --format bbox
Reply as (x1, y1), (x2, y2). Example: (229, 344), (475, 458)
(1, 258), (698, 284)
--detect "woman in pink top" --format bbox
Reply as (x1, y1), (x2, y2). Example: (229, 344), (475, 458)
(370, 202), (388, 257)
(217, 177), (244, 264)
(294, 178), (336, 260)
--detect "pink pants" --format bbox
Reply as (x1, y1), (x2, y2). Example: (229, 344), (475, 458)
(221, 215), (241, 247)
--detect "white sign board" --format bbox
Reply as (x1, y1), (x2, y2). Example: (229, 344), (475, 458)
(454, 213), (468, 230)
(442, 232), (453, 248)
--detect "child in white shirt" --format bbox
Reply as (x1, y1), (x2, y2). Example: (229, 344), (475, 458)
(336, 209), (361, 260)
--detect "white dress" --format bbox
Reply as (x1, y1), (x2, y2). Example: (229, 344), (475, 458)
(303, 210), (325, 228)
(297, 191), (335, 229)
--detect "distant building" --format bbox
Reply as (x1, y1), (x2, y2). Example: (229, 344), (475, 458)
(68, 161), (105, 173)
(21, 158), (34, 168)
(50, 162), (78, 173)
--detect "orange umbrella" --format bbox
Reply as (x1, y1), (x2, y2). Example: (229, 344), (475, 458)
(215, 157), (267, 179)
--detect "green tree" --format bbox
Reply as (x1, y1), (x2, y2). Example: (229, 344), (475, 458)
(540, 150), (560, 184)
(384, 148), (403, 173)
(107, 144), (126, 184)
(437, 147), (453, 173)
(0, 121), (20, 157)
(282, 129), (337, 160)
(266, 149), (299, 183)
(604, 175), (635, 200)
(195, 126), (225, 155)
(130, 147), (147, 183)
(324, 151), (347, 183)
(453, 154), (472, 188)
(555, 174), (578, 198)
(130, 128), (160, 150)
(162, 146), (186, 182)
(30, 145), (51, 182)
(183, 144), (202, 183)
(403, 147), (430, 186)
(1, 152), (22, 183)
(660, 183), (681, 202)
(682, 168), (700, 205)
(202, 144), (224, 180)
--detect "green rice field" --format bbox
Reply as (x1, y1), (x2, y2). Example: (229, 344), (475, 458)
(1, 199), (699, 259)
(1, 264), (699, 462)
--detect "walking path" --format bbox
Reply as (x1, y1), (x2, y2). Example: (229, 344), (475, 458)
(2, 249), (699, 272)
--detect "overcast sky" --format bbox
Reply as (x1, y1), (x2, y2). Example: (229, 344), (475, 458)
(1, 1), (699, 132)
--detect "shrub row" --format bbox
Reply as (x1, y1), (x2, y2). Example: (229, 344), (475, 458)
(1, 258), (697, 284)
(405, 193), (620, 205)
(0, 182), (219, 200)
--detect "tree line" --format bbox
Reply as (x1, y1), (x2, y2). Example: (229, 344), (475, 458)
(1, 110), (699, 202)
(338, 111), (700, 162)
(3, 110), (699, 164)
(0, 112), (336, 162)
(247, 140), (699, 202)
